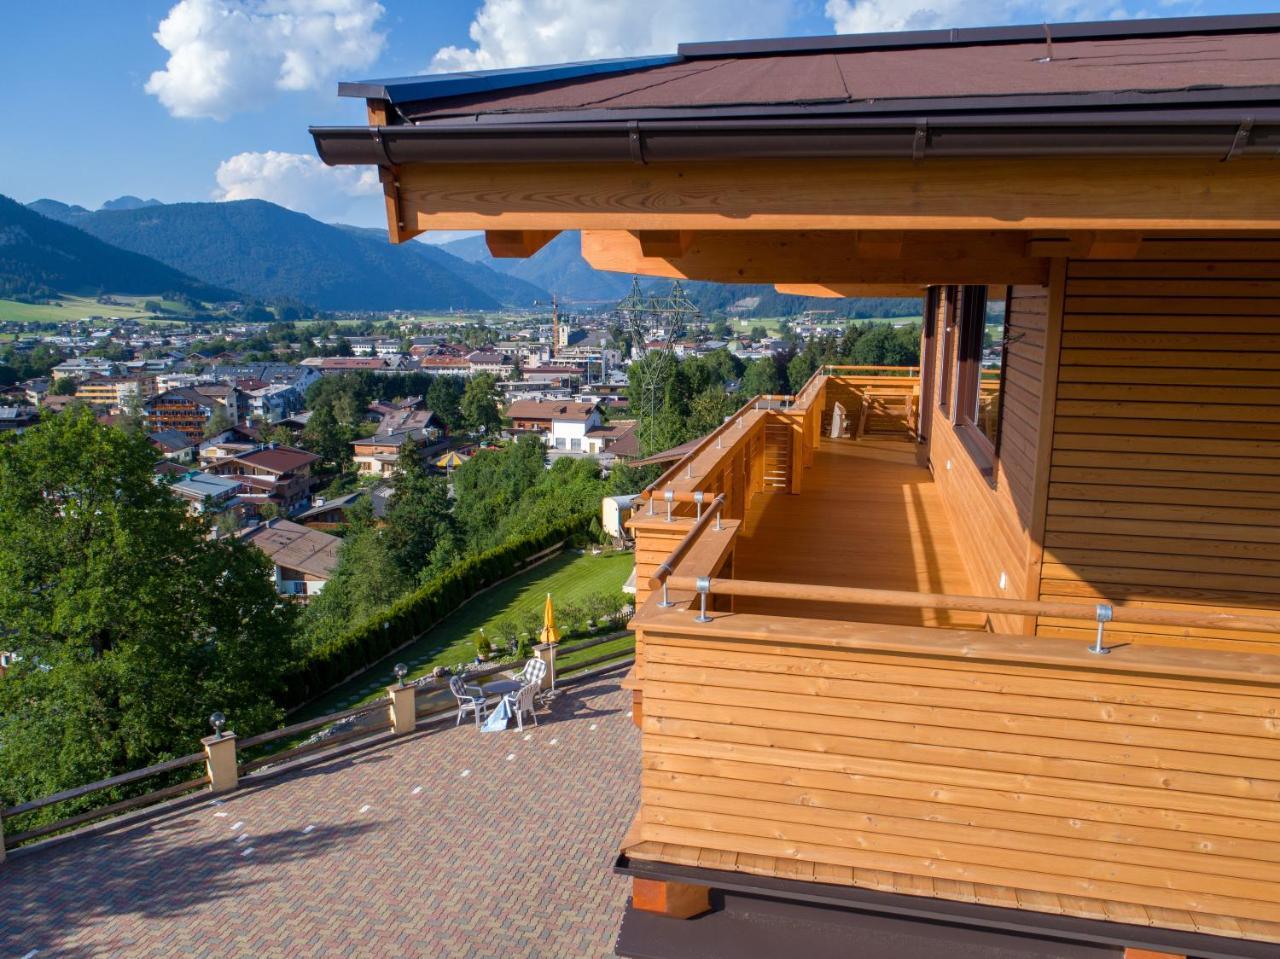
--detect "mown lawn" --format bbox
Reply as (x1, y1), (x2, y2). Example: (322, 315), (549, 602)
(297, 549), (634, 719)
(0, 294), (190, 323)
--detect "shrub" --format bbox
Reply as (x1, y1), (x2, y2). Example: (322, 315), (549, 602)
(281, 510), (593, 707)
(475, 630), (492, 659)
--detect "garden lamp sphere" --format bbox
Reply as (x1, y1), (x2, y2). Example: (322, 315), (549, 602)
(210, 711), (226, 738)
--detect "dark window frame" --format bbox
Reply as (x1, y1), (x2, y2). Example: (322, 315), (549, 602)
(952, 285), (1012, 478)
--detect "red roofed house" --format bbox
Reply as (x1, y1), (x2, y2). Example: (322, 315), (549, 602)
(206, 444), (320, 515)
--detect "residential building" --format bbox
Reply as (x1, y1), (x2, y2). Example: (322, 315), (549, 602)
(416, 354), (471, 376)
(168, 471), (244, 522)
(0, 405), (39, 434)
(50, 357), (119, 381)
(311, 14), (1280, 957)
(143, 387), (220, 442)
(75, 376), (154, 412)
(148, 429), (197, 463)
(239, 519), (339, 601)
(295, 490), (366, 531)
(205, 444), (319, 515)
(245, 383), (303, 423)
(505, 398), (602, 453)
(351, 429), (436, 476)
(466, 349), (515, 378)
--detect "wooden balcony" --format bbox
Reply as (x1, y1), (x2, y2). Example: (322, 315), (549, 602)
(624, 369), (1280, 950)
(732, 434), (986, 629)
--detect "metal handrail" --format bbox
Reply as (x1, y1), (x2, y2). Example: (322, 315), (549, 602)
(649, 495), (728, 608)
(663, 575), (1280, 648)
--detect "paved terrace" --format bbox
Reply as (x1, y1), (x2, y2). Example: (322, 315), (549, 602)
(0, 674), (637, 959)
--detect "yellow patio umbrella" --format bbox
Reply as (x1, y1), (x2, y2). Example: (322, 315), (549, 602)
(436, 450), (468, 470)
(539, 592), (561, 645)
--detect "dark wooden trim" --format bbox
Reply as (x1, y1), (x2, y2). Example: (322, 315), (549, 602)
(614, 855), (1278, 959)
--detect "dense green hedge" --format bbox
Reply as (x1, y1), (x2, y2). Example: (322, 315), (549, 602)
(282, 512), (594, 707)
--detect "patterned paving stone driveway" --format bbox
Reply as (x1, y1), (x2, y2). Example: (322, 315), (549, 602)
(0, 673), (638, 959)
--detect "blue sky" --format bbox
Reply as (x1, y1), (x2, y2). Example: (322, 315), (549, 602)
(0, 0), (1271, 230)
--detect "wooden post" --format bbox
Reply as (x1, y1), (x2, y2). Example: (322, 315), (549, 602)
(1123, 950), (1185, 959)
(202, 732), (239, 794)
(534, 643), (557, 692)
(632, 877), (711, 919)
(388, 684), (416, 735)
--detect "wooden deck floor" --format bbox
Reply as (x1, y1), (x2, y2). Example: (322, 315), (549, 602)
(731, 436), (987, 629)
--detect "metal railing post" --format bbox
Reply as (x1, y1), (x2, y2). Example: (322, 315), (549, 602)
(657, 579), (673, 608)
(664, 489), (674, 522)
(694, 577), (712, 623)
(714, 507), (723, 532)
(1090, 604), (1113, 655)
(693, 491), (704, 519)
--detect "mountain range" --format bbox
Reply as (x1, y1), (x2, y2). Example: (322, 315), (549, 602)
(27, 198), (548, 312)
(12, 194), (917, 319)
(0, 194), (234, 302)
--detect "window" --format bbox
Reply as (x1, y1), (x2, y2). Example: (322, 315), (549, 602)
(956, 285), (1010, 460)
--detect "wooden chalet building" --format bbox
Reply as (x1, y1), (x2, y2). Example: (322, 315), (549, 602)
(313, 14), (1280, 959)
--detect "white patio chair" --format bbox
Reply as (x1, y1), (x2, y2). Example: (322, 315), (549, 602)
(512, 656), (547, 690)
(449, 674), (487, 728)
(505, 681), (540, 732)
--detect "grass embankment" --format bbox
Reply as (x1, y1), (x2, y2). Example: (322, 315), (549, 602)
(298, 550), (634, 719)
(0, 294), (190, 323)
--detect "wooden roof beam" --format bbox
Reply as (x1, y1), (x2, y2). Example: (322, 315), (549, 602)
(581, 230), (1049, 285)
(775, 283), (924, 298)
(632, 230), (694, 258)
(394, 157), (1280, 233)
(484, 230), (560, 258)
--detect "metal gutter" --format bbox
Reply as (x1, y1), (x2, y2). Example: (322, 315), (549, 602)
(337, 54), (683, 103)
(311, 112), (1280, 167)
(678, 12), (1280, 58)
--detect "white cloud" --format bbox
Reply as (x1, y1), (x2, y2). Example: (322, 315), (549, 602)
(214, 151), (381, 224)
(430, 0), (798, 73)
(147, 0), (386, 120)
(825, 0), (1159, 34)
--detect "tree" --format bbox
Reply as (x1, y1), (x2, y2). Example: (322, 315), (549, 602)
(741, 356), (781, 397)
(51, 376), (78, 396)
(461, 373), (502, 435)
(203, 404), (234, 439)
(425, 375), (463, 429)
(383, 467), (455, 579)
(301, 404), (350, 470)
(298, 510), (410, 649)
(0, 408), (294, 813)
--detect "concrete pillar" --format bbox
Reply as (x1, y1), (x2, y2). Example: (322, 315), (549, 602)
(534, 642), (557, 692)
(388, 683), (416, 735)
(632, 877), (710, 919)
(202, 732), (239, 793)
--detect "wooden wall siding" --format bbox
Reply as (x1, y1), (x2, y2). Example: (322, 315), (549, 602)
(633, 624), (1280, 931)
(1039, 261), (1280, 651)
(926, 285), (1051, 634)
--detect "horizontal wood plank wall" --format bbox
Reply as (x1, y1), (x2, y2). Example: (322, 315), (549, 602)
(635, 626), (1280, 928)
(1040, 260), (1280, 651)
(927, 285), (1050, 633)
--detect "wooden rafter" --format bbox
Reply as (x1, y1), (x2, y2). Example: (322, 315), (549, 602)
(580, 230), (1049, 285)
(484, 229), (560, 258)
(378, 167), (422, 244)
(775, 283), (924, 298)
